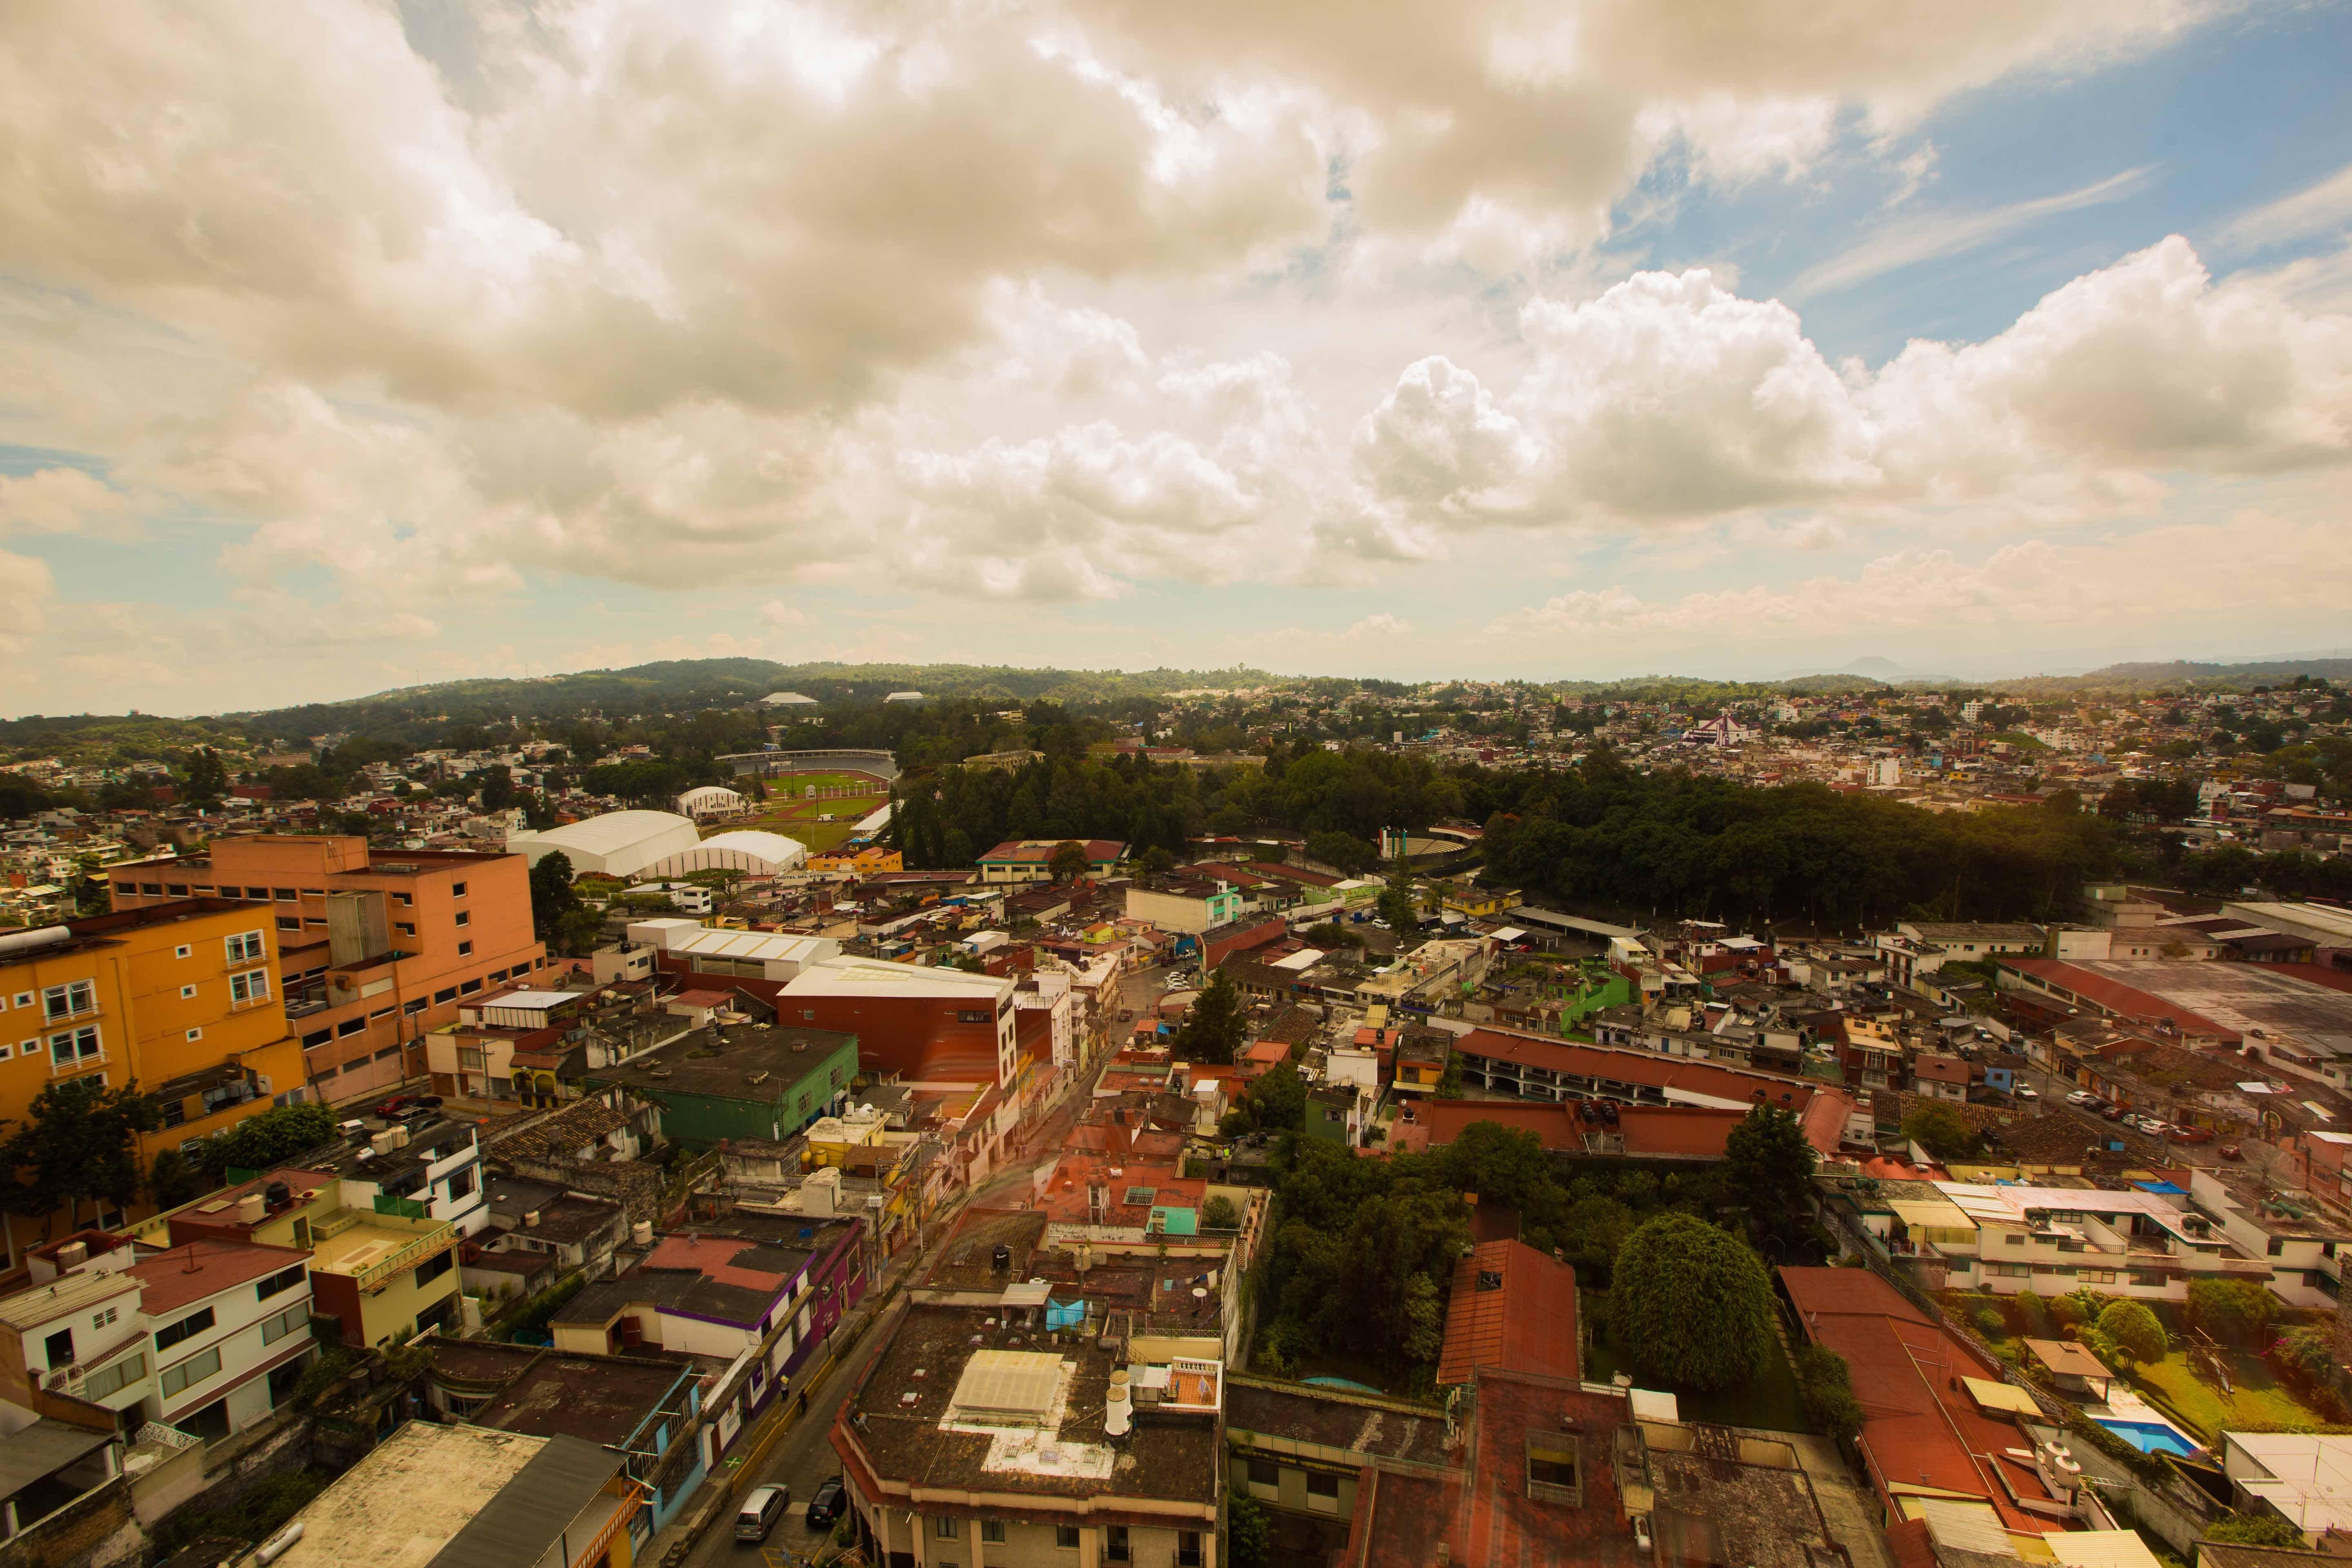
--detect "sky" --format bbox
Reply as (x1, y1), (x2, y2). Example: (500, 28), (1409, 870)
(3, 0), (2350, 716)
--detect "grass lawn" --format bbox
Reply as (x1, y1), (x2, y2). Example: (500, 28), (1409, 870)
(2128, 1349), (2323, 1441)
(754, 771), (885, 794)
(1583, 1293), (1812, 1433)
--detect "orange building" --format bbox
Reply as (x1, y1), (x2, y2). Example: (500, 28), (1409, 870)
(807, 844), (903, 875)
(108, 837), (546, 1103)
(0, 902), (307, 1266)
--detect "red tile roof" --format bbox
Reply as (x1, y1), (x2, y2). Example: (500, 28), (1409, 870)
(2002, 960), (2238, 1039)
(1437, 1240), (1577, 1385)
(129, 1238), (311, 1315)
(1779, 1266), (2064, 1534)
(643, 1234), (796, 1293)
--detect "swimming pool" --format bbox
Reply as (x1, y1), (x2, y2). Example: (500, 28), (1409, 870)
(2097, 1417), (2195, 1458)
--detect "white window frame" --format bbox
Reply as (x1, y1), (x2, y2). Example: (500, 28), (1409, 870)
(42, 980), (96, 1022)
(49, 1026), (101, 1071)
(225, 930), (267, 964)
(229, 970), (271, 1005)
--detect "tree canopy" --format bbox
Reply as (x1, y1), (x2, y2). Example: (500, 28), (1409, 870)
(1172, 971), (1246, 1065)
(1722, 1104), (1817, 1247)
(1610, 1213), (1776, 1391)
(1, 1077), (162, 1229)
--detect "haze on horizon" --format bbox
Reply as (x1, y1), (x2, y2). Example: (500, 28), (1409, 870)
(2, 0), (2350, 718)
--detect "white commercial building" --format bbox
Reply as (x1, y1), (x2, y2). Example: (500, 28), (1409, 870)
(506, 810), (701, 880)
(638, 829), (807, 879)
(674, 785), (745, 820)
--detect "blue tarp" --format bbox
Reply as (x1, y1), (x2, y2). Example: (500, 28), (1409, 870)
(1045, 1299), (1086, 1330)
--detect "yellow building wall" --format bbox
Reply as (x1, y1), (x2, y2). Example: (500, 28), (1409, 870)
(0, 904), (305, 1261)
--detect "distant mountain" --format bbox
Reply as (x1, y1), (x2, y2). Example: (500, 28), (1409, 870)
(1842, 655), (1906, 679)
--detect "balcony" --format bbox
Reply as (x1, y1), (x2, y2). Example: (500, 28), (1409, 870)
(307, 1209), (457, 1294)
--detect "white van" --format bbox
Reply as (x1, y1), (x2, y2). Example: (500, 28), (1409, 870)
(736, 1485), (791, 1543)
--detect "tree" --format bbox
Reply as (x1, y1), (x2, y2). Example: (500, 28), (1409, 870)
(2096, 1299), (2167, 1364)
(2187, 1278), (2274, 1346)
(1223, 1063), (1305, 1135)
(180, 747), (229, 810)
(196, 1102), (339, 1178)
(1140, 846), (1177, 875)
(2205, 1514), (2306, 1549)
(472, 765), (516, 813)
(1900, 1102), (1980, 1160)
(521, 790), (559, 831)
(0, 1077), (163, 1230)
(1200, 1194), (1242, 1230)
(1723, 1104), (1817, 1246)
(1378, 855), (1421, 933)
(1048, 839), (1092, 883)
(1226, 1485), (1272, 1568)
(1610, 1213), (1775, 1391)
(528, 851), (581, 944)
(1793, 1345), (1863, 1443)
(1401, 1272), (1444, 1364)
(1173, 970), (1247, 1065)
(1305, 830), (1376, 875)
(148, 1149), (205, 1209)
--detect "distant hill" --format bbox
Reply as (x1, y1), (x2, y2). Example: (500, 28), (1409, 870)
(2006, 657), (2352, 695)
(227, 659), (1280, 745)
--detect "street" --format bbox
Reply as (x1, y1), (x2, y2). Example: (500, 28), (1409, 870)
(678, 966), (1164, 1567)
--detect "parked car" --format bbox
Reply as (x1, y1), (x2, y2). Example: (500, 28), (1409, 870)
(806, 1477), (846, 1530)
(371, 1094), (443, 1118)
(737, 1486), (791, 1544)
(2015, 1086), (2039, 1102)
(2171, 1125), (2215, 1144)
(2220, 1144), (2243, 1160)
(2065, 1090), (2096, 1107)
(2101, 1105), (2125, 1120)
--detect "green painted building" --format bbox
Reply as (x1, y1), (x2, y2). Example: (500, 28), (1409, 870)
(582, 1022), (860, 1146)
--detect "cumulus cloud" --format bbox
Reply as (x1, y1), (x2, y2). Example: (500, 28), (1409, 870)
(0, 468), (141, 537)
(1359, 236), (2352, 531)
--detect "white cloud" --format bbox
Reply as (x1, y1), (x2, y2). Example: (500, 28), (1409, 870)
(0, 467), (140, 537)
(2216, 160), (2352, 254)
(1786, 165), (2157, 298)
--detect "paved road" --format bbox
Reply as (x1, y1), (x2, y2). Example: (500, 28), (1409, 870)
(679, 999), (1140, 1567)
(682, 1316), (895, 1568)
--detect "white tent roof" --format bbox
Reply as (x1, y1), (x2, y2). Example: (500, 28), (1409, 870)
(525, 809), (695, 858)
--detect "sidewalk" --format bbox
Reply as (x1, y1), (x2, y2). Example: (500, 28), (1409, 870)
(644, 1243), (925, 1567)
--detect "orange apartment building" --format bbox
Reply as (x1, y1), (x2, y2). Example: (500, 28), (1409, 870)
(0, 902), (308, 1267)
(108, 837), (546, 1104)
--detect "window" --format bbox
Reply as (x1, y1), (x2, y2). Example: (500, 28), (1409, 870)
(394, 892), (413, 907)
(372, 1045), (401, 1062)
(2130, 1270), (2166, 1287)
(92, 1306), (116, 1330)
(396, 923), (417, 937)
(49, 1026), (101, 1067)
(1526, 1435), (1581, 1504)
(8, 993), (27, 1010)
(453, 910), (471, 930)
(956, 1009), (991, 1024)
(981, 1521), (1006, 1544)
(1056, 1525), (1081, 1549)
(160, 1097), (187, 1129)
(44, 1328), (73, 1369)
(459, 977), (481, 993)
(337, 1019), (366, 1038)
(434, 987), (457, 1004)
(114, 882), (135, 897)
(457, 941), (474, 958)
(174, 944), (192, 960)
(934, 1518), (961, 1539)
(185, 1028), (203, 1042)
(414, 1250), (455, 1285)
(225, 930), (267, 963)
(167, 883), (190, 898)
(42, 981), (96, 1021)
(1178, 1530), (1203, 1567)
(445, 1167), (476, 1201)
(159, 1345), (222, 1397)
(1105, 1525), (1130, 1562)
(180, 985), (197, 1000)
(1248, 1457), (1280, 1488)
(82, 1352), (143, 1401)
(2081, 1270), (2117, 1284)
(260, 1304), (307, 1345)
(2004, 1234), (2025, 1246)
(140, 883), (162, 897)
(229, 970), (270, 1004)
(302, 1029), (331, 1048)
(488, 968), (507, 983)
(154, 1307), (216, 1351)
(404, 998), (428, 1015)
(244, 887), (268, 900)
(257, 1265), (306, 1301)
(451, 881), (467, 897)
(277, 916), (302, 932)
(273, 888), (298, 902)
(2269, 1238), (2286, 1257)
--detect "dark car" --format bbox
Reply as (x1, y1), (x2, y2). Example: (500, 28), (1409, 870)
(370, 1094), (444, 1119)
(805, 1477), (846, 1530)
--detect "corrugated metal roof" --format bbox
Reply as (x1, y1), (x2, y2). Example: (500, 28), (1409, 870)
(426, 1434), (621, 1568)
(0, 1270), (140, 1333)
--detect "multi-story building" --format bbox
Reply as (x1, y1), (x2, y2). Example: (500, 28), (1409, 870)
(127, 1116), (488, 1347)
(0, 1226), (318, 1443)
(1125, 877), (1243, 935)
(0, 904), (309, 1265)
(107, 836), (546, 1101)
(581, 1023), (860, 1145)
(779, 956), (1018, 1087)
(830, 1301), (1223, 1568)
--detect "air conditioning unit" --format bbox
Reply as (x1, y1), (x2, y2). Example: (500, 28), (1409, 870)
(254, 1075), (273, 1095)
